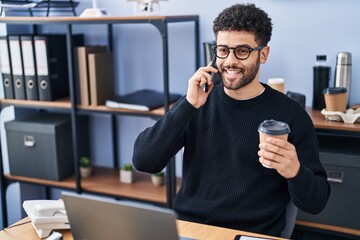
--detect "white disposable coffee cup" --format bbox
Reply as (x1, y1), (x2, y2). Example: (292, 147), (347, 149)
(268, 78), (285, 93)
(258, 119), (291, 168)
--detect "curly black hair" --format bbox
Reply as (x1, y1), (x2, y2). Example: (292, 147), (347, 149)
(213, 3), (272, 46)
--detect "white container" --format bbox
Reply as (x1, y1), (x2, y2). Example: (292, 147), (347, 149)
(120, 170), (134, 184)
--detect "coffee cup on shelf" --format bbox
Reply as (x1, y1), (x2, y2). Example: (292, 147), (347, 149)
(323, 87), (347, 112)
(267, 78), (285, 93)
(258, 119), (291, 168)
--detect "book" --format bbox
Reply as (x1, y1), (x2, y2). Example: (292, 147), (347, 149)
(88, 51), (114, 106)
(105, 89), (182, 111)
(75, 45), (107, 105)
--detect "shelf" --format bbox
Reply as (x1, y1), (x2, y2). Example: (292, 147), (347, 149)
(0, 98), (71, 109)
(5, 172), (76, 189)
(0, 15), (199, 25)
(80, 167), (167, 204)
(78, 104), (168, 117)
(0, 98), (169, 117)
(5, 166), (181, 204)
(0, 14), (199, 228)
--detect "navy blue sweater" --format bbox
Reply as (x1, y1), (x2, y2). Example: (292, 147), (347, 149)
(133, 83), (330, 236)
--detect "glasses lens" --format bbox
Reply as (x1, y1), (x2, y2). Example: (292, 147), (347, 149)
(235, 47), (251, 59)
(215, 46), (229, 58)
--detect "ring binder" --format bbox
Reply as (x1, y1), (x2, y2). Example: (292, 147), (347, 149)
(21, 35), (39, 100)
(9, 35), (26, 100)
(34, 34), (83, 101)
(0, 36), (14, 99)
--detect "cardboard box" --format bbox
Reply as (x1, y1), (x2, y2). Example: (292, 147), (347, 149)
(5, 113), (89, 181)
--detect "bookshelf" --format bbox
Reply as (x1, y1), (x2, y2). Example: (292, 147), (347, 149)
(0, 15), (199, 227)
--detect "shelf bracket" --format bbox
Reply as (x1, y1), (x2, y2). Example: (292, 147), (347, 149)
(149, 19), (167, 38)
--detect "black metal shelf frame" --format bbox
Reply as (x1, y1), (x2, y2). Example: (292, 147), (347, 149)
(0, 15), (200, 227)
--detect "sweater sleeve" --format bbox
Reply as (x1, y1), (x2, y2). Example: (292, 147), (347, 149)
(132, 97), (197, 173)
(288, 161), (330, 214)
(286, 113), (331, 214)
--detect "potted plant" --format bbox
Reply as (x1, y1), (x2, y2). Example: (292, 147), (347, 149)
(151, 171), (164, 186)
(120, 163), (134, 183)
(79, 156), (92, 178)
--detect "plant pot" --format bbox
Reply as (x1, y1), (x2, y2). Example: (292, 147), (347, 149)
(80, 167), (92, 178)
(151, 175), (164, 186)
(120, 169), (134, 184)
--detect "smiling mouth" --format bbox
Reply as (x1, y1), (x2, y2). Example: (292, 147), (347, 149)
(223, 68), (242, 77)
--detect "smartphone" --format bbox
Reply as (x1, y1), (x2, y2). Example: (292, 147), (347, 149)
(234, 235), (276, 240)
(205, 55), (222, 92)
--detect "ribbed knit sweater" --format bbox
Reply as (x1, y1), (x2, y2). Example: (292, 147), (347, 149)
(132, 83), (330, 237)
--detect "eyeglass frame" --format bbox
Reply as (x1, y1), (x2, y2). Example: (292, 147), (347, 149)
(213, 45), (265, 60)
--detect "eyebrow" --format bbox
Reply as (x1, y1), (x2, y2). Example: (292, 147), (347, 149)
(217, 44), (253, 48)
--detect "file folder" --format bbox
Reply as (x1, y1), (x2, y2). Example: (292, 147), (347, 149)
(34, 34), (84, 101)
(0, 36), (14, 99)
(88, 51), (114, 106)
(75, 45), (107, 105)
(21, 35), (39, 100)
(9, 35), (26, 100)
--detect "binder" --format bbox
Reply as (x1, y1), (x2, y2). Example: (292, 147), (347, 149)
(88, 52), (114, 106)
(0, 36), (14, 99)
(75, 45), (107, 105)
(9, 35), (26, 100)
(20, 35), (39, 100)
(34, 34), (84, 101)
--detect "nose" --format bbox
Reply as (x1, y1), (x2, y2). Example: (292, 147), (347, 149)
(224, 49), (239, 65)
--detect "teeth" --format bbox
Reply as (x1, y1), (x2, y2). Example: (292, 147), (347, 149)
(226, 70), (239, 75)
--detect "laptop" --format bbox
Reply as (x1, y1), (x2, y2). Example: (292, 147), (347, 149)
(61, 192), (194, 240)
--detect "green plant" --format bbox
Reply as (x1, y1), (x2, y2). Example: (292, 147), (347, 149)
(123, 163), (133, 171)
(79, 156), (91, 168)
(152, 171), (164, 177)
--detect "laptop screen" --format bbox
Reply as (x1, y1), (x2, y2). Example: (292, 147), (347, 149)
(61, 192), (193, 240)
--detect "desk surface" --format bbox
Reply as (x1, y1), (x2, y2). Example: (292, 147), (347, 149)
(307, 108), (360, 132)
(0, 218), (285, 240)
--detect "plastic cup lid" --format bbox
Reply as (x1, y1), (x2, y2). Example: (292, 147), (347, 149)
(258, 119), (291, 135)
(322, 87), (347, 95)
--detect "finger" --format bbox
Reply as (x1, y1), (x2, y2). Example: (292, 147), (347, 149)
(259, 147), (282, 163)
(204, 64), (218, 75)
(265, 137), (291, 150)
(259, 142), (287, 158)
(259, 156), (281, 169)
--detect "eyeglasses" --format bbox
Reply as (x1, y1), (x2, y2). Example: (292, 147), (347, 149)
(213, 45), (265, 60)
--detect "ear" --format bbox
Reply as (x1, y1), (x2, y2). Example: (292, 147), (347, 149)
(260, 46), (270, 64)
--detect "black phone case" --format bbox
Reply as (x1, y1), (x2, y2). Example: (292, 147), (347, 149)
(205, 55), (222, 92)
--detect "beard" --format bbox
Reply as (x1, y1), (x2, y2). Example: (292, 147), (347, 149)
(221, 54), (261, 90)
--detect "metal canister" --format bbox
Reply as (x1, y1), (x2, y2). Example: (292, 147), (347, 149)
(334, 52), (352, 106)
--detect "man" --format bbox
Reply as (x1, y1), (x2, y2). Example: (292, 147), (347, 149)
(132, 3), (330, 237)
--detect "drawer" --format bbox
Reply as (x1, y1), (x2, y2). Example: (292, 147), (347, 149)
(297, 152), (360, 230)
